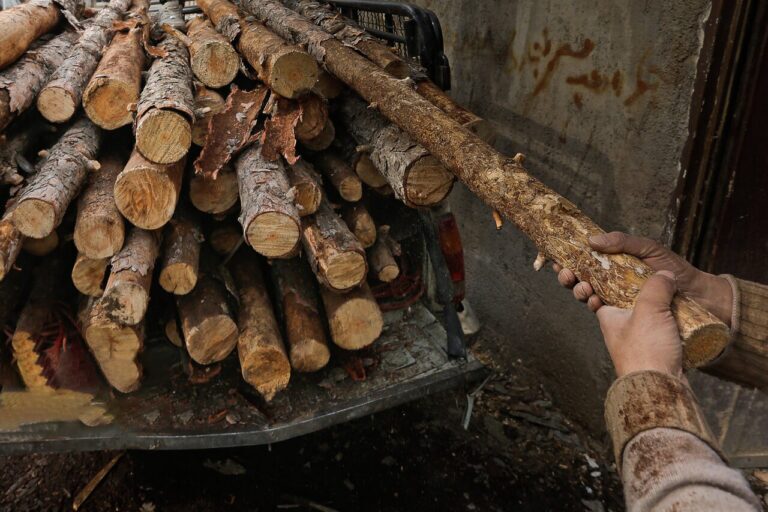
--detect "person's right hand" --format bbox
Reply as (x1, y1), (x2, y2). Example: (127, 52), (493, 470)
(553, 232), (734, 325)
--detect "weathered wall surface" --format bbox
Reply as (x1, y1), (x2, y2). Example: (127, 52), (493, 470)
(411, 0), (711, 432)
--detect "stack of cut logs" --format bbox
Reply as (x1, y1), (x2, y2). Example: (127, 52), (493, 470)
(0, 0), (495, 400)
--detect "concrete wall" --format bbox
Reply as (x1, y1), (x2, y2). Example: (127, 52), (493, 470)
(411, 0), (711, 432)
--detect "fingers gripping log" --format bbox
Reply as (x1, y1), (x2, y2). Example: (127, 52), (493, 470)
(238, 0), (730, 367)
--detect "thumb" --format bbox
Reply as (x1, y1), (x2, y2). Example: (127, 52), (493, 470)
(634, 270), (677, 314)
(589, 231), (661, 258)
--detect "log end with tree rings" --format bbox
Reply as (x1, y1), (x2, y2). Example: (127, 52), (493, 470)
(83, 77), (137, 130)
(324, 251), (367, 292)
(301, 119), (335, 151)
(71, 254), (109, 297)
(189, 166), (239, 214)
(36, 86), (78, 124)
(186, 314), (239, 364)
(355, 154), (387, 188)
(190, 39), (240, 89)
(320, 283), (383, 350)
(239, 342), (292, 398)
(102, 280), (150, 326)
(74, 212), (126, 260)
(158, 262), (197, 296)
(245, 212), (300, 258)
(405, 155), (455, 206)
(12, 199), (57, 239)
(269, 50), (320, 99)
(291, 179), (322, 217)
(295, 94), (328, 141)
(135, 109), (192, 164)
(83, 319), (143, 393)
(336, 175), (362, 202)
(114, 158), (183, 230)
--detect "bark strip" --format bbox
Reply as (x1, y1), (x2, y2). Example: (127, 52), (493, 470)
(196, 0), (241, 42)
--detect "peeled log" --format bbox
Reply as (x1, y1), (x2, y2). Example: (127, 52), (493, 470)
(240, 0), (731, 367)
(190, 164), (239, 214)
(342, 204), (376, 249)
(81, 298), (143, 393)
(229, 250), (290, 400)
(135, 2), (194, 164)
(12, 118), (101, 239)
(187, 17), (239, 88)
(72, 253), (109, 297)
(287, 160), (322, 217)
(74, 155), (125, 259)
(301, 197), (367, 292)
(37, 0), (133, 124)
(295, 94), (328, 142)
(114, 149), (185, 230)
(338, 94), (453, 207)
(235, 144), (300, 258)
(158, 218), (202, 295)
(320, 283), (383, 350)
(83, 7), (147, 130)
(102, 228), (160, 326)
(270, 258), (330, 372)
(237, 17), (318, 99)
(191, 86), (225, 146)
(312, 151), (362, 202)
(0, 0), (79, 71)
(177, 273), (238, 365)
(0, 31), (79, 132)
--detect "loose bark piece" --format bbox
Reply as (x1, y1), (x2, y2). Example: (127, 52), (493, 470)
(368, 225), (399, 282)
(0, 31), (79, 132)
(338, 94), (453, 207)
(236, 144), (300, 258)
(270, 258), (330, 372)
(342, 204), (376, 249)
(0, 214), (22, 281)
(75, 155), (125, 259)
(237, 15), (318, 99)
(177, 273), (238, 365)
(229, 250), (290, 400)
(312, 150), (362, 202)
(300, 119), (335, 152)
(0, 0), (81, 71)
(190, 164), (239, 214)
(13, 118), (101, 239)
(23, 230), (59, 256)
(38, 0), (133, 124)
(194, 85), (268, 179)
(72, 253), (108, 297)
(209, 222), (241, 255)
(295, 93), (328, 142)
(260, 97), (301, 164)
(196, 0), (241, 42)
(320, 282), (383, 350)
(301, 197), (366, 292)
(187, 16), (239, 88)
(239, 0), (731, 367)
(158, 218), (202, 295)
(287, 160), (322, 217)
(83, 1), (148, 130)
(81, 298), (143, 393)
(313, 70), (344, 99)
(191, 85), (225, 146)
(135, 1), (194, 164)
(114, 149), (185, 230)
(101, 228), (160, 325)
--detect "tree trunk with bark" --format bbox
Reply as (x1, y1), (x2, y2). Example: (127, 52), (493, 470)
(81, 297), (143, 393)
(72, 253), (109, 297)
(0, 30), (79, 132)
(287, 160), (322, 217)
(37, 0), (132, 124)
(74, 155), (125, 259)
(135, 1), (195, 164)
(301, 197), (366, 292)
(312, 150), (362, 202)
(236, 143), (301, 258)
(191, 85), (225, 146)
(239, 0), (731, 367)
(196, 0), (241, 42)
(229, 249), (290, 400)
(342, 204), (376, 249)
(187, 16), (239, 88)
(190, 164), (239, 214)
(13, 118), (101, 239)
(83, 0), (148, 130)
(158, 217), (202, 295)
(320, 282), (383, 350)
(101, 227), (160, 325)
(414, 80), (495, 144)
(114, 148), (185, 230)
(270, 258), (330, 372)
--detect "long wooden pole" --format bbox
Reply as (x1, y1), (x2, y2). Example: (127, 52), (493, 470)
(239, 0), (728, 367)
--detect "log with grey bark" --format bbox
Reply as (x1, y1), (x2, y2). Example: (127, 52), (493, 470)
(74, 155), (126, 259)
(12, 118), (101, 239)
(37, 0), (133, 124)
(236, 144), (301, 258)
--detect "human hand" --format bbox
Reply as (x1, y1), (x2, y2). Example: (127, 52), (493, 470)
(597, 271), (683, 378)
(553, 232), (733, 325)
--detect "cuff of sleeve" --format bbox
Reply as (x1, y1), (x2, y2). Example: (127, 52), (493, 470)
(721, 274), (741, 341)
(604, 370), (723, 472)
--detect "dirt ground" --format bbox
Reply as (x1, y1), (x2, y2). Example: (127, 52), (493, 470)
(1, 338), (765, 512)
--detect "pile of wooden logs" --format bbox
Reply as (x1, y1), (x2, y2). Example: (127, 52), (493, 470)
(0, 0), (483, 400)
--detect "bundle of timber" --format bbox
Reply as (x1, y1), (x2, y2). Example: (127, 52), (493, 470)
(0, 0), (475, 402)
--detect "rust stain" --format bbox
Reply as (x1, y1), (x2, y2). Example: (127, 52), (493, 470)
(611, 70), (623, 96)
(503, 30), (519, 74)
(533, 68), (539, 79)
(566, 69), (608, 91)
(624, 55), (660, 106)
(542, 29), (552, 56)
(573, 92), (583, 109)
(532, 38), (595, 96)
